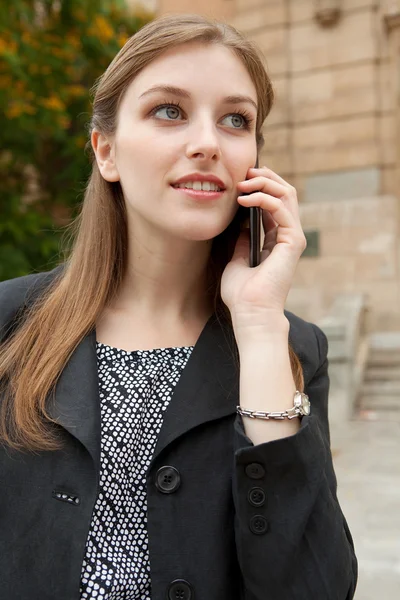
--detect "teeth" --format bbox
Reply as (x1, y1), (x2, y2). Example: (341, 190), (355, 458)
(176, 181), (221, 191)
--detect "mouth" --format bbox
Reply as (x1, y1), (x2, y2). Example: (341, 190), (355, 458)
(172, 181), (224, 192)
(170, 183), (225, 200)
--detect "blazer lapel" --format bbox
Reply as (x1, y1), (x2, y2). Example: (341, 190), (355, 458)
(47, 314), (239, 472)
(48, 328), (101, 473)
(153, 314), (239, 460)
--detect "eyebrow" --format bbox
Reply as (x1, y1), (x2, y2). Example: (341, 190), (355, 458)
(138, 85), (258, 112)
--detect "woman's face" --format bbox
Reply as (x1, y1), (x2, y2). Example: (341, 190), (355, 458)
(97, 42), (258, 242)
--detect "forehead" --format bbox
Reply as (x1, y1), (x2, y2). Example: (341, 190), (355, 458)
(124, 42), (257, 103)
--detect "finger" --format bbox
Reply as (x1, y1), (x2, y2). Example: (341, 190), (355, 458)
(261, 237), (277, 261)
(238, 176), (300, 221)
(247, 166), (291, 188)
(262, 209), (278, 234)
(238, 192), (296, 229)
(262, 220), (278, 259)
(238, 175), (286, 198)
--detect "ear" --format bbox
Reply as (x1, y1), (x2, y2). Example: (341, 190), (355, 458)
(91, 130), (120, 182)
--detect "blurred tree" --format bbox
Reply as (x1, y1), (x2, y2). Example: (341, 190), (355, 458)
(0, 0), (152, 281)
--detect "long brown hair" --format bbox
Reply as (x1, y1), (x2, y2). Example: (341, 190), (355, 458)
(0, 14), (303, 451)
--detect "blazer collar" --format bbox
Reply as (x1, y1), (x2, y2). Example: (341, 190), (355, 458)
(48, 328), (101, 471)
(154, 313), (239, 460)
(48, 314), (239, 472)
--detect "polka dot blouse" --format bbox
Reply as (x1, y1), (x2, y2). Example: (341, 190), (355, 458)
(79, 341), (194, 599)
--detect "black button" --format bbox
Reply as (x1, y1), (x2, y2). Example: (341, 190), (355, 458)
(249, 515), (269, 535)
(245, 463), (265, 479)
(155, 466), (181, 494)
(248, 487), (266, 507)
(167, 579), (193, 600)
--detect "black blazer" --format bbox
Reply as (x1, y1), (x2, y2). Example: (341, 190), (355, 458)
(0, 269), (357, 600)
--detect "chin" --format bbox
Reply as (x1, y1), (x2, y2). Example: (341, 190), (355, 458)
(183, 223), (231, 242)
(178, 212), (235, 242)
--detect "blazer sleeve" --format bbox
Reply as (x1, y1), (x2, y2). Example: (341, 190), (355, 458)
(232, 324), (358, 600)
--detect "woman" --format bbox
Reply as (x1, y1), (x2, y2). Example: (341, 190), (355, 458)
(0, 13), (357, 600)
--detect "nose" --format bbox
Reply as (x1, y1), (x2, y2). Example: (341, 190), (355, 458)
(185, 119), (221, 162)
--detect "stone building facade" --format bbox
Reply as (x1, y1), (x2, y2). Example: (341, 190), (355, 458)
(133, 0), (400, 332)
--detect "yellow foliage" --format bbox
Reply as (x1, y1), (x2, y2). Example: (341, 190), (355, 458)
(65, 33), (81, 50)
(15, 81), (26, 93)
(28, 64), (40, 75)
(88, 15), (114, 44)
(73, 8), (86, 22)
(67, 85), (86, 98)
(29, 38), (41, 50)
(58, 115), (71, 129)
(40, 96), (65, 111)
(24, 104), (37, 115)
(65, 66), (76, 77)
(6, 104), (24, 119)
(5, 102), (36, 119)
(51, 47), (69, 59)
(21, 31), (31, 44)
(43, 34), (61, 45)
(0, 75), (13, 88)
(0, 37), (17, 54)
(118, 33), (129, 48)
(75, 135), (87, 148)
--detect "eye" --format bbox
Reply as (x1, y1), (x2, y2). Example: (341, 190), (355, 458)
(221, 112), (252, 130)
(152, 103), (183, 121)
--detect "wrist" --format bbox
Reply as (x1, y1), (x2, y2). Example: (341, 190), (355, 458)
(233, 314), (290, 348)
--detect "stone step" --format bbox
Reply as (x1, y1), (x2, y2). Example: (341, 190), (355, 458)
(361, 381), (400, 396)
(360, 396), (400, 411)
(365, 367), (400, 381)
(355, 408), (400, 422)
(369, 332), (400, 349)
(359, 332), (400, 412)
(367, 354), (400, 367)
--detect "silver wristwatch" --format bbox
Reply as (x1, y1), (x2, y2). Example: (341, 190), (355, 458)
(237, 391), (310, 420)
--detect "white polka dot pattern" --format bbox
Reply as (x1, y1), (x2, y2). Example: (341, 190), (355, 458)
(79, 342), (194, 600)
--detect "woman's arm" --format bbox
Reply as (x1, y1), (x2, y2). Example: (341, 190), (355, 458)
(235, 312), (299, 445)
(232, 323), (358, 600)
(222, 167), (357, 597)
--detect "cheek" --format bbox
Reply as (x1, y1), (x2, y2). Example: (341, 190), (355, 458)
(115, 128), (173, 178)
(225, 144), (257, 177)
(115, 141), (153, 185)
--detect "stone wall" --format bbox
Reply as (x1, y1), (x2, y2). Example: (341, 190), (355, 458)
(286, 195), (400, 331)
(157, 0), (234, 20)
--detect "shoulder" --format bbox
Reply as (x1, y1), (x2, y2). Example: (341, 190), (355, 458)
(285, 310), (328, 382)
(0, 265), (64, 339)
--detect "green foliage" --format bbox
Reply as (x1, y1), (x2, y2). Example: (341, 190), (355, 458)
(0, 0), (152, 281)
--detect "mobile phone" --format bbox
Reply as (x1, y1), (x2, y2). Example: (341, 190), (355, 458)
(249, 158), (261, 267)
(249, 206), (261, 268)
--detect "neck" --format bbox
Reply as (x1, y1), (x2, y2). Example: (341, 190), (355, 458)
(111, 235), (215, 325)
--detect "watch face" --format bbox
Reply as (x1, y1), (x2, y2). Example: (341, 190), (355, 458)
(295, 392), (310, 416)
(301, 394), (311, 416)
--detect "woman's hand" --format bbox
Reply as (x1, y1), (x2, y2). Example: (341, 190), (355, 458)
(221, 166), (306, 335)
